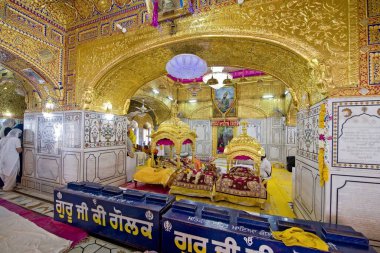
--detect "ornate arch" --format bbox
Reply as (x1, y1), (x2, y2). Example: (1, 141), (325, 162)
(75, 0), (357, 113)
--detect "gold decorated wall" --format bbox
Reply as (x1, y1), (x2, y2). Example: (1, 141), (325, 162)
(357, 0), (380, 93)
(1, 0), (379, 117)
(74, 0), (360, 114)
(177, 77), (286, 119)
(0, 82), (27, 117)
(0, 0), (65, 106)
(64, 0), (147, 107)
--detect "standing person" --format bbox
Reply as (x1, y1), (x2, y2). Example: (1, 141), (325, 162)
(260, 155), (272, 179)
(0, 129), (22, 191)
(0, 119), (15, 139)
(13, 124), (24, 183)
(0, 127), (12, 188)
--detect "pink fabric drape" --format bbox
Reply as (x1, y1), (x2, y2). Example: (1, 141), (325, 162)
(151, 0), (159, 27)
(234, 155), (251, 160)
(167, 69), (265, 84)
(156, 138), (174, 146)
(182, 139), (192, 144)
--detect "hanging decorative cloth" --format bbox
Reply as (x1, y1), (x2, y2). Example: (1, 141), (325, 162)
(188, 0), (194, 14)
(272, 227), (329, 252)
(318, 103), (329, 186)
(151, 0), (159, 27)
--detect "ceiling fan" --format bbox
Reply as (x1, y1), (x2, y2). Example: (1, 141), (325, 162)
(126, 99), (154, 118)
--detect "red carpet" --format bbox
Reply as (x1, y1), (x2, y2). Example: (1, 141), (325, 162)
(0, 197), (88, 247)
(120, 181), (170, 194)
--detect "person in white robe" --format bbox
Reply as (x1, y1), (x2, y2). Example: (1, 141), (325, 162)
(0, 129), (22, 191)
(260, 155), (272, 179)
(0, 119), (15, 139)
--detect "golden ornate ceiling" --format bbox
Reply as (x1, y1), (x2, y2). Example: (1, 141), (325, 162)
(75, 0), (358, 114)
(0, 66), (31, 117)
(17, 0), (135, 27)
(130, 95), (171, 125)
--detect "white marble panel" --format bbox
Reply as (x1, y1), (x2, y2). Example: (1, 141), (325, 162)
(63, 112), (82, 148)
(190, 120), (211, 156)
(300, 167), (314, 214)
(272, 129), (281, 144)
(333, 177), (380, 242)
(98, 152), (117, 179)
(84, 112), (128, 148)
(36, 156), (60, 182)
(286, 126), (296, 145)
(37, 114), (63, 155)
(62, 152), (80, 183)
(117, 150), (125, 174)
(287, 147), (297, 157)
(269, 146), (280, 160)
(294, 158), (321, 222)
(23, 114), (36, 146)
(314, 175), (323, 221)
(23, 148), (35, 177)
(85, 154), (96, 182)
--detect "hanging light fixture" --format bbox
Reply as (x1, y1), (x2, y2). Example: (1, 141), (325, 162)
(203, 67), (233, 89)
(206, 75), (218, 85)
(223, 74), (233, 85)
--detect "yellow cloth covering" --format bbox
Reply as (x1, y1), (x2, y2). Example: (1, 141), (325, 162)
(133, 163), (177, 187)
(272, 227), (329, 252)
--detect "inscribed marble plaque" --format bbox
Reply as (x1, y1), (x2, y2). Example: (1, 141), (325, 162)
(332, 101), (380, 169)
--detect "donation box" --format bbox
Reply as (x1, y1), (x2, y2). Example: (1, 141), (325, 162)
(54, 182), (175, 251)
(162, 199), (376, 253)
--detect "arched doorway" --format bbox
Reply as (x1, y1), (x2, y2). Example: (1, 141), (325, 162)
(0, 47), (59, 110)
(86, 36), (320, 114)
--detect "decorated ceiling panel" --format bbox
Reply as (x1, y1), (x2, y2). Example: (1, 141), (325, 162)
(76, 0), (358, 113)
(0, 19), (63, 88)
(11, 0), (146, 28)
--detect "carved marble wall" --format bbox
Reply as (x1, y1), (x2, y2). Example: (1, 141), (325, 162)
(326, 97), (380, 249)
(285, 126), (297, 157)
(294, 103), (325, 223)
(294, 97), (380, 250)
(21, 111), (135, 197)
(188, 118), (288, 162)
(189, 120), (212, 158)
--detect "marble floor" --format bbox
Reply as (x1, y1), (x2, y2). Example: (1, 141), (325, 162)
(0, 189), (139, 253)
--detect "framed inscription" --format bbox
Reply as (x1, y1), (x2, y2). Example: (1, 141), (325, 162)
(332, 100), (380, 169)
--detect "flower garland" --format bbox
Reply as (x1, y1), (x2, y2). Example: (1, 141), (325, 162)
(318, 103), (330, 186)
(128, 129), (136, 145)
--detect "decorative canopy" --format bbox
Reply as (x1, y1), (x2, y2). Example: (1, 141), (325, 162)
(150, 103), (197, 167)
(224, 121), (265, 169)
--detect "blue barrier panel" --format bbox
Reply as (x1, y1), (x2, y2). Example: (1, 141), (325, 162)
(162, 200), (376, 253)
(54, 182), (175, 251)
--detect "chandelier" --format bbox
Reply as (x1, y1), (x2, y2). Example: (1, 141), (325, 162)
(166, 54), (208, 79)
(202, 67), (233, 89)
